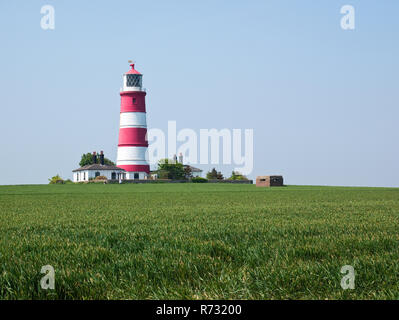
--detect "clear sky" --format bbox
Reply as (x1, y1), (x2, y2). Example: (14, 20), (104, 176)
(0, 0), (398, 186)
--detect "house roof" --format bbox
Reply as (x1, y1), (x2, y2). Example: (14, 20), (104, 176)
(72, 164), (126, 172)
(184, 165), (202, 172)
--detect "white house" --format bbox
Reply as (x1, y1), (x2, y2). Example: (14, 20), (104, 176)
(72, 163), (126, 182)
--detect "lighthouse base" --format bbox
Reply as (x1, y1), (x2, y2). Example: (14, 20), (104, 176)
(116, 163), (150, 180)
(123, 171), (148, 180)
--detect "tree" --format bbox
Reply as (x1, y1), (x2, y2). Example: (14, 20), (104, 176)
(206, 168), (224, 180)
(157, 158), (185, 180)
(184, 166), (193, 180)
(79, 152), (115, 167)
(49, 174), (64, 184)
(228, 171), (248, 181)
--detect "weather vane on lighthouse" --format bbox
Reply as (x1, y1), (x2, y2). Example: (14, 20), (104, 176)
(128, 60), (135, 68)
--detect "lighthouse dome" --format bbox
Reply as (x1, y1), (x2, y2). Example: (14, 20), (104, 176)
(125, 63), (141, 75)
(122, 63), (143, 91)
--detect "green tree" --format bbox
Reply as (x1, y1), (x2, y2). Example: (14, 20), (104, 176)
(157, 159), (185, 180)
(79, 153), (115, 167)
(206, 168), (224, 180)
(228, 171), (248, 181)
(48, 174), (64, 184)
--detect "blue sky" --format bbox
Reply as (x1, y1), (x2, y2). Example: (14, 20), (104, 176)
(0, 0), (398, 186)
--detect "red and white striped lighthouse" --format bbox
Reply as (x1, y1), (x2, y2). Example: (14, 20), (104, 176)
(116, 62), (150, 179)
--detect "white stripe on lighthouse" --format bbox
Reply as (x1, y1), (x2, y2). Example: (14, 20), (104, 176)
(117, 146), (148, 162)
(117, 160), (149, 166)
(119, 112), (147, 128)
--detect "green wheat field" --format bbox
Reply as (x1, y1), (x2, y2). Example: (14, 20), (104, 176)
(0, 183), (398, 299)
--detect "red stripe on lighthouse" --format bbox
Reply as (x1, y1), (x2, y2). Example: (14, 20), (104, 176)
(120, 91), (146, 113)
(117, 164), (150, 174)
(118, 127), (148, 147)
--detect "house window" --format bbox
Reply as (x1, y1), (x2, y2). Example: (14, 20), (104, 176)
(83, 172), (86, 180)
(77, 173), (79, 181)
(112, 172), (116, 180)
(134, 173), (139, 179)
(95, 172), (100, 177)
(133, 98), (137, 104)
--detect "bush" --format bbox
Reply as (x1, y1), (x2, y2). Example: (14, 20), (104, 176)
(94, 176), (107, 181)
(191, 177), (208, 183)
(206, 168), (224, 180)
(157, 169), (169, 179)
(227, 171), (248, 181)
(88, 176), (108, 184)
(49, 175), (64, 184)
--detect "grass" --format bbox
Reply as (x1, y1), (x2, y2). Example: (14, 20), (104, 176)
(0, 183), (398, 299)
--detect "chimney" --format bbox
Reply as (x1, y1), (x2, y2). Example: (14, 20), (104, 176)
(92, 151), (97, 164)
(179, 153), (183, 164)
(100, 151), (105, 165)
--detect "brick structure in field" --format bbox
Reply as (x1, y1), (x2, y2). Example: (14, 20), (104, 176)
(256, 175), (284, 187)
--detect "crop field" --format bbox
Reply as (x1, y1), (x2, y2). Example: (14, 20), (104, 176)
(0, 183), (398, 299)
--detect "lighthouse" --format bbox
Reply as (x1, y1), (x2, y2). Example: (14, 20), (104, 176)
(116, 62), (150, 179)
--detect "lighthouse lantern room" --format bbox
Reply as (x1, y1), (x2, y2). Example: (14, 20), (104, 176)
(116, 62), (150, 179)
